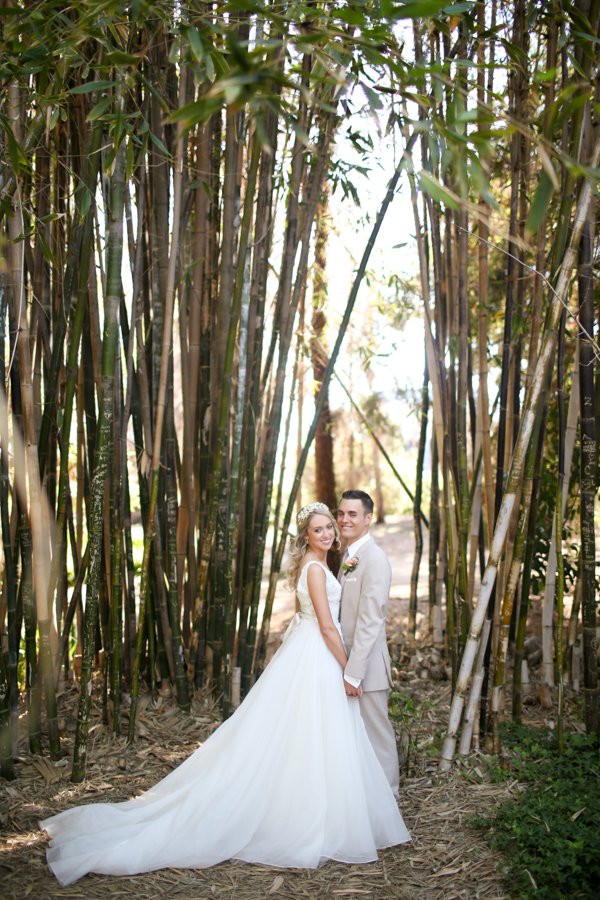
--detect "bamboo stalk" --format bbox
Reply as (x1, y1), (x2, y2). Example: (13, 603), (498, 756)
(408, 343), (429, 646)
(8, 83), (58, 759)
(129, 62), (187, 740)
(578, 206), (598, 738)
(541, 343), (580, 685)
(555, 310), (566, 754)
(439, 127), (600, 770)
(71, 129), (126, 781)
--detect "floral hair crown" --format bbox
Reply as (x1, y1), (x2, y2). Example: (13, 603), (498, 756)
(297, 502), (332, 525)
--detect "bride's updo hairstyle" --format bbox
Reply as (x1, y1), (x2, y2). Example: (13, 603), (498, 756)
(286, 502), (341, 589)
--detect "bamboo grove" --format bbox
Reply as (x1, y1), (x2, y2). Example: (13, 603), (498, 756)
(0, 0), (599, 785)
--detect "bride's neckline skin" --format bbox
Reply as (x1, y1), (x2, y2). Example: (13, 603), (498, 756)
(301, 514), (335, 573)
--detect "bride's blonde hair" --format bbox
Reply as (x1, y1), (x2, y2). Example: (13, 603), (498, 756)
(286, 502), (341, 589)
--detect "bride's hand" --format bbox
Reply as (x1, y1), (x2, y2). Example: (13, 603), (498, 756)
(344, 679), (362, 698)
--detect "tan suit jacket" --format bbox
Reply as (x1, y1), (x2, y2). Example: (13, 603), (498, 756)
(339, 535), (393, 692)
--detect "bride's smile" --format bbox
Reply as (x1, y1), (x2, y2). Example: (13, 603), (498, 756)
(305, 515), (336, 556)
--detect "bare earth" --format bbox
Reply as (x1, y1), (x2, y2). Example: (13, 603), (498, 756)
(0, 516), (576, 900)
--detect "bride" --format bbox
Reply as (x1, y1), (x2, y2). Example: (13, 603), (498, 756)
(42, 502), (410, 886)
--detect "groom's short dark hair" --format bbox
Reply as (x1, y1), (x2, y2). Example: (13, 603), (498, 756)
(340, 490), (374, 515)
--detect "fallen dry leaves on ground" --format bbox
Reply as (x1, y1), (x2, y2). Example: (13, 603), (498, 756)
(0, 626), (583, 900)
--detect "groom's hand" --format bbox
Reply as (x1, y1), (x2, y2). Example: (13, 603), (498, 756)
(344, 679), (362, 698)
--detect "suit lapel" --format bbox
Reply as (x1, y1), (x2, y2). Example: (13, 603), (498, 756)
(340, 535), (373, 588)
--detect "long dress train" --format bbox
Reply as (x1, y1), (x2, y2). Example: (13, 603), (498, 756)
(41, 560), (411, 886)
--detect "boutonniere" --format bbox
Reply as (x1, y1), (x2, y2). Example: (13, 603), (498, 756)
(342, 557), (359, 575)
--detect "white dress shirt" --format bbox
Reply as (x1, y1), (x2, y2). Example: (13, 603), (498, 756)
(342, 532), (371, 688)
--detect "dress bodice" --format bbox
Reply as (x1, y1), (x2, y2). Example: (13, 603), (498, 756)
(296, 560), (341, 624)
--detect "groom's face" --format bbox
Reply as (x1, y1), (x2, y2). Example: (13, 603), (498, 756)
(337, 499), (372, 544)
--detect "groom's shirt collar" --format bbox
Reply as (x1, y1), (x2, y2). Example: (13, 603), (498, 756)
(346, 532), (371, 557)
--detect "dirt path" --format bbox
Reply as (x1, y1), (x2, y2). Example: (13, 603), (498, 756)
(0, 516), (560, 900)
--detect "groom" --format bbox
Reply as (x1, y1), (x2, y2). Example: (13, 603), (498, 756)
(337, 490), (399, 799)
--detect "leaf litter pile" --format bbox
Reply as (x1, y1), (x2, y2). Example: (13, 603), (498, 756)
(0, 632), (581, 900)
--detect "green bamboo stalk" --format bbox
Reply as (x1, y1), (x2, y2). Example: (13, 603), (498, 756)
(56, 545), (89, 676)
(578, 209), (598, 738)
(512, 385), (550, 722)
(110, 350), (123, 734)
(456, 208), (470, 660)
(236, 126), (277, 676)
(408, 343), (429, 646)
(429, 431), (440, 636)
(0, 652), (14, 780)
(128, 62), (186, 740)
(8, 82), (60, 760)
(71, 133), (126, 782)
(190, 133), (261, 685)
(18, 506), (41, 755)
(555, 310), (566, 754)
(222, 248), (251, 717)
(489, 398), (544, 751)
(165, 358), (189, 710)
(0, 276), (18, 751)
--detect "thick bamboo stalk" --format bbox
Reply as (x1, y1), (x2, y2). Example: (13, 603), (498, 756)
(408, 344), (429, 646)
(222, 249), (251, 715)
(0, 653), (14, 780)
(512, 385), (550, 722)
(0, 279), (17, 752)
(458, 618), (490, 756)
(578, 208), (598, 738)
(541, 343), (580, 685)
(477, 0), (494, 540)
(555, 311), (566, 754)
(165, 359), (189, 710)
(439, 128), (600, 770)
(129, 65), (187, 740)
(8, 83), (58, 759)
(71, 133), (126, 781)
(489, 400), (542, 752)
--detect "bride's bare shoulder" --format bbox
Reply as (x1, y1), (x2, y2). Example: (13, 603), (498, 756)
(300, 558), (329, 581)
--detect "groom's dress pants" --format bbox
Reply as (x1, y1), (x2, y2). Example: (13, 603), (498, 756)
(359, 689), (400, 800)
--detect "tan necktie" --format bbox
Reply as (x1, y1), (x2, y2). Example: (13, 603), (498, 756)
(337, 548), (349, 584)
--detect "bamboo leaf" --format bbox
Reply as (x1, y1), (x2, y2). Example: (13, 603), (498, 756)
(71, 80), (115, 94)
(537, 144), (560, 192)
(87, 95), (114, 121)
(107, 50), (139, 66)
(149, 131), (170, 158)
(384, 0), (449, 18)
(187, 26), (204, 63)
(419, 171), (460, 210)
(525, 172), (555, 236)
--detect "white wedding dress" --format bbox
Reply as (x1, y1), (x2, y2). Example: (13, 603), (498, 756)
(42, 560), (410, 885)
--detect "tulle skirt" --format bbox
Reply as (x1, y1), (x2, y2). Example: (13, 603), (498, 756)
(41, 616), (411, 886)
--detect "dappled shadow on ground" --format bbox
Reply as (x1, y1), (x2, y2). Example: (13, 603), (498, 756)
(0, 675), (518, 900)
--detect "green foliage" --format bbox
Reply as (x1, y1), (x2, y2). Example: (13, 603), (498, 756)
(390, 690), (436, 774)
(475, 725), (600, 900)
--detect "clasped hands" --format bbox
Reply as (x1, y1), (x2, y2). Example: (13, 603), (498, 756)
(344, 679), (363, 698)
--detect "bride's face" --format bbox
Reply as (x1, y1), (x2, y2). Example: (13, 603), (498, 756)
(306, 514), (335, 554)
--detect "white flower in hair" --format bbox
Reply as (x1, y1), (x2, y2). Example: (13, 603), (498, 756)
(297, 502), (332, 524)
